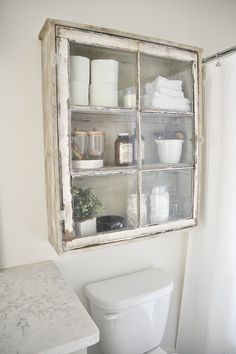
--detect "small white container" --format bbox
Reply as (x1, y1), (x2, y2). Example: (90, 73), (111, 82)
(123, 87), (136, 108)
(70, 80), (89, 105)
(150, 186), (169, 224)
(91, 59), (119, 84)
(70, 56), (90, 82)
(155, 139), (184, 164)
(74, 217), (96, 237)
(90, 83), (118, 107)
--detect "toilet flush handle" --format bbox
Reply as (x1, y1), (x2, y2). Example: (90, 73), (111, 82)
(104, 313), (122, 320)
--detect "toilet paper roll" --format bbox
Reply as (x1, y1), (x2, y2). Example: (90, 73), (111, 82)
(70, 80), (89, 105)
(70, 56), (90, 82)
(90, 83), (118, 107)
(91, 59), (119, 84)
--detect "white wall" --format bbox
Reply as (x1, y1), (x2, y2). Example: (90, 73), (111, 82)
(1, 0), (236, 351)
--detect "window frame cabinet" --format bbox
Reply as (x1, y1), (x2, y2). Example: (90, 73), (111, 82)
(39, 19), (203, 254)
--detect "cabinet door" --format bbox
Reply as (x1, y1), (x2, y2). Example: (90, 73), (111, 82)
(55, 29), (200, 250)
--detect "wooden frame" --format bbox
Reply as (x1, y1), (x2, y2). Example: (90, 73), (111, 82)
(39, 19), (203, 254)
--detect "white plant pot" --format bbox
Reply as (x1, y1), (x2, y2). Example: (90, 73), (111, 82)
(75, 217), (96, 237)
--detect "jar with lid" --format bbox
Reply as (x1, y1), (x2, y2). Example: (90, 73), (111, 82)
(150, 185), (169, 224)
(87, 129), (105, 160)
(115, 133), (133, 166)
(130, 128), (145, 165)
(71, 130), (87, 160)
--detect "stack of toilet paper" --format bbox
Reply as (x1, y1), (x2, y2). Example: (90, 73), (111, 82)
(70, 56), (90, 105)
(90, 59), (119, 107)
(141, 75), (191, 112)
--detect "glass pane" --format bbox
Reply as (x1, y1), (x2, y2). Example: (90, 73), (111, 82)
(71, 111), (137, 170)
(142, 169), (193, 225)
(141, 113), (194, 167)
(72, 174), (137, 237)
(69, 43), (137, 108)
(140, 53), (193, 112)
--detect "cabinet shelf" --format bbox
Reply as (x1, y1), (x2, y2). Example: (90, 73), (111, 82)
(142, 163), (194, 172)
(71, 166), (137, 177)
(70, 106), (194, 118)
(70, 105), (137, 115)
(140, 109), (194, 118)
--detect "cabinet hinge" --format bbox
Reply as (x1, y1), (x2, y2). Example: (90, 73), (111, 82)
(57, 210), (65, 221)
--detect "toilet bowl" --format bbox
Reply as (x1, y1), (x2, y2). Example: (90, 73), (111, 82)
(85, 268), (177, 354)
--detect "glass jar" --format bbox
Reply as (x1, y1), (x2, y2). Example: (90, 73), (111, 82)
(123, 86), (136, 108)
(87, 129), (105, 160)
(150, 185), (169, 224)
(71, 130), (87, 160)
(115, 133), (133, 166)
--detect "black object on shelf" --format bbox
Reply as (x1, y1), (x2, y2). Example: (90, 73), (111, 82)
(97, 215), (124, 232)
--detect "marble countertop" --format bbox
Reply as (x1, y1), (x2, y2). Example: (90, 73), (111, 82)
(0, 261), (99, 354)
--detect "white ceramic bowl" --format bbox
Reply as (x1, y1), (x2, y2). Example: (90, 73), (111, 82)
(155, 139), (184, 164)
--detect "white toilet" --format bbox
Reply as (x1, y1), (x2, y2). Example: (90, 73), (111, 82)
(85, 268), (178, 354)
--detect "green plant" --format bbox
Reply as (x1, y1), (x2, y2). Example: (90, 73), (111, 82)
(72, 186), (103, 222)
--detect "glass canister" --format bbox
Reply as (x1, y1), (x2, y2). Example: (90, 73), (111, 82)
(127, 193), (147, 227)
(150, 185), (169, 224)
(71, 130), (87, 160)
(115, 133), (133, 166)
(87, 129), (105, 160)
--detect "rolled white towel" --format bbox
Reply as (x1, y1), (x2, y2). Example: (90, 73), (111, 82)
(152, 75), (183, 91)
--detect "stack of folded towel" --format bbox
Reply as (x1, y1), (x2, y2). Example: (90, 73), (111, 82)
(141, 76), (191, 112)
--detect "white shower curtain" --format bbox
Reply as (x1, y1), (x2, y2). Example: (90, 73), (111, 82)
(177, 52), (236, 354)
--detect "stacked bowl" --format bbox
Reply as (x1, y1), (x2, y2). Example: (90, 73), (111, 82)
(90, 59), (119, 107)
(70, 56), (90, 105)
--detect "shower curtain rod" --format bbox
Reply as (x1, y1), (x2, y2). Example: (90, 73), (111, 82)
(203, 45), (236, 63)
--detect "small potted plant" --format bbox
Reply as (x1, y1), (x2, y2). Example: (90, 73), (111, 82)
(72, 186), (103, 237)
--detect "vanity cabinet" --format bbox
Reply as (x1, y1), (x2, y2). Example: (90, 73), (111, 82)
(39, 19), (202, 254)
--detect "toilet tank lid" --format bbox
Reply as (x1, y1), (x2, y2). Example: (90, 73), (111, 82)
(85, 268), (173, 310)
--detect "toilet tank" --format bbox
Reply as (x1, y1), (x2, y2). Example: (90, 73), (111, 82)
(85, 268), (173, 354)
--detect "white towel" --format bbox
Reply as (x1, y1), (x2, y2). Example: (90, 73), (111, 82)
(152, 75), (183, 91)
(154, 86), (184, 98)
(150, 94), (191, 111)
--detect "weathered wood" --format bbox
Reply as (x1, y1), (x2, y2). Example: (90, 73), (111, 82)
(40, 23), (63, 254)
(39, 18), (203, 54)
(64, 218), (196, 250)
(56, 37), (74, 242)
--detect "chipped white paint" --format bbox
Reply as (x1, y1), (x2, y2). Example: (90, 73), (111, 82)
(64, 218), (196, 250)
(138, 41), (198, 62)
(0, 261), (99, 354)
(56, 37), (74, 241)
(57, 27), (138, 53)
(39, 19), (202, 254)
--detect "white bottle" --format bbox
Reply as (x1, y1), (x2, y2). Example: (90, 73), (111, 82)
(150, 185), (169, 224)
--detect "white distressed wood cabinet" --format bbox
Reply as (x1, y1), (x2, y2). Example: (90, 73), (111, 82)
(39, 19), (202, 254)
